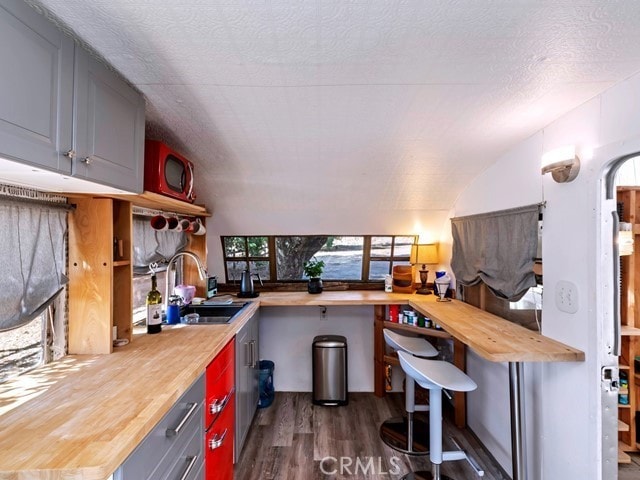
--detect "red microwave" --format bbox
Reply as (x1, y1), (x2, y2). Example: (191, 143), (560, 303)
(144, 140), (196, 203)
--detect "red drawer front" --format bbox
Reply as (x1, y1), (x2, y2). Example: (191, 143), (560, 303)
(206, 339), (235, 428)
(205, 393), (235, 480)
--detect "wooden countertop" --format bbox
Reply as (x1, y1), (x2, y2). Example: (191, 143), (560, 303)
(408, 295), (585, 363)
(258, 290), (415, 306)
(0, 302), (259, 480)
(260, 291), (584, 362)
(0, 291), (583, 479)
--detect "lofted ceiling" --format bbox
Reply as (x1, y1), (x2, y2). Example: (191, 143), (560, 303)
(26, 0), (640, 218)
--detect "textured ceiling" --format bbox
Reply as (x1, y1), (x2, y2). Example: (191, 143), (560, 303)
(26, 0), (640, 215)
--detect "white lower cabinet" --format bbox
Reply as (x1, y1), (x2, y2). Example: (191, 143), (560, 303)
(114, 375), (204, 480)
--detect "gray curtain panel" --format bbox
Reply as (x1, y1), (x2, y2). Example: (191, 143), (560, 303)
(0, 202), (67, 332)
(451, 204), (539, 302)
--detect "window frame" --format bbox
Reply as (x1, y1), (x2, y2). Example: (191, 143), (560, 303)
(221, 235), (417, 284)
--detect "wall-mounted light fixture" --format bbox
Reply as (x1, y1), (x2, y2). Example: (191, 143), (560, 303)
(541, 145), (580, 183)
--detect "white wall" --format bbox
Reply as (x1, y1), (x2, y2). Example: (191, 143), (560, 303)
(447, 71), (640, 479)
(259, 305), (375, 392)
(196, 67), (640, 479)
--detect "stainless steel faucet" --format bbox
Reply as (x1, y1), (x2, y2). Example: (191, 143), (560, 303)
(165, 251), (208, 310)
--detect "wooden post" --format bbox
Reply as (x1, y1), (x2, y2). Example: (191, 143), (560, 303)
(374, 305), (386, 397)
(453, 338), (467, 428)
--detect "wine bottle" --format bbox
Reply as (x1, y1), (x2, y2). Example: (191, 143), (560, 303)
(146, 274), (162, 334)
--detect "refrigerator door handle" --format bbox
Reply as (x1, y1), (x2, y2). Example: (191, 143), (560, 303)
(612, 210), (621, 357)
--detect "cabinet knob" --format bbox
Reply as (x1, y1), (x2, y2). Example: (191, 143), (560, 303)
(81, 156), (92, 165)
(63, 149), (76, 159)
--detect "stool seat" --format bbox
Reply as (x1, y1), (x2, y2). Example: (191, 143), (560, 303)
(398, 351), (477, 392)
(384, 329), (439, 357)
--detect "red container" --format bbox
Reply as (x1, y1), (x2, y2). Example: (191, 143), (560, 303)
(388, 305), (399, 323)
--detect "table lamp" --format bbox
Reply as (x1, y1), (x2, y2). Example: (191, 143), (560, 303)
(410, 243), (438, 295)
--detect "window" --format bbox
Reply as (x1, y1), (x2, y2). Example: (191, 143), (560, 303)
(221, 235), (416, 283)
(368, 236), (414, 281)
(461, 282), (543, 331)
(0, 313), (45, 383)
(224, 236), (271, 281)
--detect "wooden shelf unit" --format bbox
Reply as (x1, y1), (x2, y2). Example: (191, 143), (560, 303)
(112, 191), (210, 217)
(68, 192), (209, 354)
(69, 197), (132, 354)
(376, 308), (467, 428)
(617, 186), (640, 455)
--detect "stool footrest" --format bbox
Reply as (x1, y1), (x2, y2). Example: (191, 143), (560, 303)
(448, 436), (485, 477)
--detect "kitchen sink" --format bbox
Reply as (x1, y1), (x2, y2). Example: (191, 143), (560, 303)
(180, 302), (249, 324)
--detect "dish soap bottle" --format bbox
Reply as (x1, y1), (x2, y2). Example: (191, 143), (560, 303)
(146, 274), (162, 334)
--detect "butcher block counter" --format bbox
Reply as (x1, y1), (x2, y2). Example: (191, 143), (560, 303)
(0, 301), (260, 480)
(0, 291), (583, 480)
(259, 291), (585, 362)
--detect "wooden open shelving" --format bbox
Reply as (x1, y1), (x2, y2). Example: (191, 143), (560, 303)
(617, 186), (640, 459)
(68, 197), (132, 354)
(377, 311), (466, 428)
(112, 191), (210, 217)
(67, 191), (210, 354)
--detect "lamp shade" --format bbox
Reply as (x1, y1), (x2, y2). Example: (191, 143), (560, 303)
(410, 243), (438, 265)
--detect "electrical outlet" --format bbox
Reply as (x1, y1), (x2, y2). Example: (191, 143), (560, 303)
(320, 306), (327, 321)
(555, 280), (579, 314)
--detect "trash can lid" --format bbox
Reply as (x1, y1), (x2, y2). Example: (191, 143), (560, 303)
(313, 335), (347, 347)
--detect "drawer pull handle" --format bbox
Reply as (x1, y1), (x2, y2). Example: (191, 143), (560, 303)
(209, 390), (233, 415)
(208, 429), (228, 451)
(81, 156), (92, 165)
(177, 455), (199, 480)
(166, 402), (199, 437)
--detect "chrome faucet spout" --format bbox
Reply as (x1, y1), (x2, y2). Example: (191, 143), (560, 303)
(164, 251), (208, 310)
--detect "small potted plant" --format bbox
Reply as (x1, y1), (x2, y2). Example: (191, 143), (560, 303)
(303, 257), (325, 294)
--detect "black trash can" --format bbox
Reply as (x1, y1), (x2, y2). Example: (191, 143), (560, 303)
(312, 335), (348, 406)
(258, 360), (275, 408)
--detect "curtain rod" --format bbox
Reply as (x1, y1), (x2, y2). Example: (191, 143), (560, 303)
(0, 194), (75, 211)
(451, 202), (544, 222)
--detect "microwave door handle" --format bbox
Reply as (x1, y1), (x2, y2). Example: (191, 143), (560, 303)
(186, 162), (194, 201)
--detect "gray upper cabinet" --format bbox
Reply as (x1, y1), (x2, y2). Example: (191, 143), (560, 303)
(73, 47), (144, 193)
(0, 0), (144, 193)
(0, 0), (74, 174)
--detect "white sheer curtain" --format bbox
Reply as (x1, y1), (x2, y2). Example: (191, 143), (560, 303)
(0, 200), (67, 331)
(132, 217), (187, 273)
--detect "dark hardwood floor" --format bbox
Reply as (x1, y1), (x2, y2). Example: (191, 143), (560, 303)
(235, 392), (509, 480)
(619, 452), (640, 480)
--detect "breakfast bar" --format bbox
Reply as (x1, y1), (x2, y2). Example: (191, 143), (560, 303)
(262, 291), (585, 480)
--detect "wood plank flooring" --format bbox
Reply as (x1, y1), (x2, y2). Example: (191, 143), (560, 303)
(619, 452), (640, 480)
(235, 392), (508, 480)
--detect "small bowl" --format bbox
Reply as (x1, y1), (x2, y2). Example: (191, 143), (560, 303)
(174, 284), (196, 304)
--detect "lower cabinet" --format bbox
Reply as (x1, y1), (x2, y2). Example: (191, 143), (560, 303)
(205, 339), (235, 480)
(234, 311), (260, 463)
(114, 340), (238, 480)
(114, 374), (204, 480)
